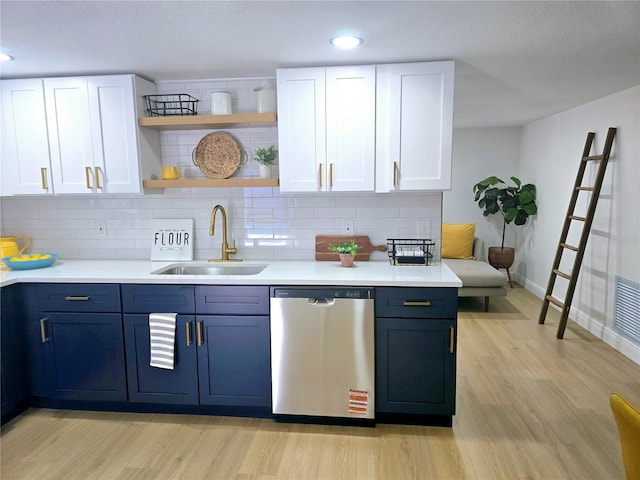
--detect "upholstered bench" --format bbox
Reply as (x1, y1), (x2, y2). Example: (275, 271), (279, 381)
(441, 230), (508, 312)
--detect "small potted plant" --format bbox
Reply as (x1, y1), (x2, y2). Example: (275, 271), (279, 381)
(254, 145), (278, 178)
(328, 239), (361, 267)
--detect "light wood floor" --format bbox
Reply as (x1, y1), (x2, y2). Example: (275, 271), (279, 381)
(2, 285), (639, 480)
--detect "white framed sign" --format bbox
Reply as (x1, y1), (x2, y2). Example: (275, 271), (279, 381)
(151, 219), (194, 261)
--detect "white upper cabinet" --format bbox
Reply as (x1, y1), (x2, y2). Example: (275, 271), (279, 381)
(1, 74), (160, 196)
(277, 65), (376, 193)
(375, 61), (455, 192)
(1, 79), (53, 195)
(44, 75), (160, 194)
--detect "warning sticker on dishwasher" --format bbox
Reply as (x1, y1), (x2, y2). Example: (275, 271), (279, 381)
(348, 389), (369, 415)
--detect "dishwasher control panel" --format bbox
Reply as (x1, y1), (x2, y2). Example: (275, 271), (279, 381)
(271, 287), (374, 300)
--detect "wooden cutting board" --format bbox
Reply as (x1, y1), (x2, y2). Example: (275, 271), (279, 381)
(315, 235), (387, 261)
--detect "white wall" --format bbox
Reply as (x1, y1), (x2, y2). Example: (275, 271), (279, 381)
(520, 85), (640, 363)
(443, 127), (521, 253)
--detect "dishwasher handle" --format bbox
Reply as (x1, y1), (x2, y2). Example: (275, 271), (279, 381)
(309, 298), (335, 306)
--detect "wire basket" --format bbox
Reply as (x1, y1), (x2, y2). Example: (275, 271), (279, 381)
(387, 239), (435, 266)
(144, 94), (199, 116)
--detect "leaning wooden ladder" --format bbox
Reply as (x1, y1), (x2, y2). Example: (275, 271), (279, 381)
(538, 127), (617, 338)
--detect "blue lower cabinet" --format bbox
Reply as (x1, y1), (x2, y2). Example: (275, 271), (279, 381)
(376, 317), (456, 415)
(197, 315), (271, 407)
(123, 314), (199, 405)
(41, 312), (127, 402)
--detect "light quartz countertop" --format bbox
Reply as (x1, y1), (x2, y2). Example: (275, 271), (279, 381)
(0, 259), (462, 288)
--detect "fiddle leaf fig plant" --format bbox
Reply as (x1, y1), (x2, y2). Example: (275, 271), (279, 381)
(473, 176), (538, 249)
(254, 145), (278, 166)
(328, 239), (361, 256)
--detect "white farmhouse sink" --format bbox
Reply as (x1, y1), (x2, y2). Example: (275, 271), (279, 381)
(151, 262), (267, 276)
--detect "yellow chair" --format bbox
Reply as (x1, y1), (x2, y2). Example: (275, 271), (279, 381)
(610, 392), (640, 480)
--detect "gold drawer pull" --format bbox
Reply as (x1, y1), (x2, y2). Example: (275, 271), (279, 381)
(318, 163), (323, 188)
(450, 326), (455, 353)
(196, 321), (203, 347)
(329, 163), (333, 188)
(393, 161), (399, 186)
(40, 317), (48, 343)
(403, 301), (431, 307)
(40, 168), (48, 190)
(64, 296), (91, 301)
(185, 321), (192, 347)
(95, 166), (103, 190)
(85, 166), (93, 189)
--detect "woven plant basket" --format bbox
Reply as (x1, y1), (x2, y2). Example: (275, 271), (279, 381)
(192, 132), (246, 179)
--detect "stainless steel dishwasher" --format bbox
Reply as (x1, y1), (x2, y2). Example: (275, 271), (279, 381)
(270, 286), (375, 422)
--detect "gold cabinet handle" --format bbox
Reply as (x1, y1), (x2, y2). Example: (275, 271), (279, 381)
(95, 166), (102, 190)
(85, 166), (93, 189)
(393, 161), (399, 187)
(40, 317), (48, 343)
(185, 321), (192, 347)
(329, 163), (333, 188)
(64, 296), (91, 301)
(403, 301), (432, 307)
(40, 168), (48, 190)
(318, 163), (323, 188)
(196, 321), (203, 347)
(450, 326), (455, 354)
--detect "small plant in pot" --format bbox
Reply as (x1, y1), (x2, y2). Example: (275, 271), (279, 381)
(254, 145), (278, 178)
(473, 176), (538, 286)
(328, 239), (361, 267)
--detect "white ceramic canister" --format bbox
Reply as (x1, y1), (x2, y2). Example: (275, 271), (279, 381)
(211, 92), (232, 115)
(254, 82), (276, 113)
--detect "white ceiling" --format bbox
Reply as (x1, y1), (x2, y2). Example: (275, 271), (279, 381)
(1, 1), (639, 128)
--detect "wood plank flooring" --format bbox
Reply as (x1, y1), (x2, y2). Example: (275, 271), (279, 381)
(2, 285), (639, 479)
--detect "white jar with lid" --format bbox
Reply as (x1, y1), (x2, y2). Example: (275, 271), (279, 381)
(211, 92), (232, 115)
(254, 82), (276, 113)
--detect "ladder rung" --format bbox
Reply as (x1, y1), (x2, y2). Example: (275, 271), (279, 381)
(576, 186), (595, 191)
(583, 154), (604, 162)
(553, 269), (572, 280)
(560, 243), (578, 251)
(546, 295), (565, 308)
(568, 215), (587, 221)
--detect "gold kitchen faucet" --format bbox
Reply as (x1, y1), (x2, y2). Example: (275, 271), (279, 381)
(209, 205), (240, 262)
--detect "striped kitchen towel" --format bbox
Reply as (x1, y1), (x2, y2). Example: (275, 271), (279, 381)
(149, 313), (177, 370)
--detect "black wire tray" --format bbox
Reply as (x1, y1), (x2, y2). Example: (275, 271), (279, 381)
(144, 94), (199, 116)
(387, 238), (435, 266)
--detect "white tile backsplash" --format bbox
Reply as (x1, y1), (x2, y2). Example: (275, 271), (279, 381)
(0, 77), (443, 261)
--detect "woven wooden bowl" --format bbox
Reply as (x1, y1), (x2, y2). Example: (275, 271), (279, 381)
(192, 132), (245, 179)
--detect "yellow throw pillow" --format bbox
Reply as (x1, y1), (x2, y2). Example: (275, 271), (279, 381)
(442, 223), (475, 259)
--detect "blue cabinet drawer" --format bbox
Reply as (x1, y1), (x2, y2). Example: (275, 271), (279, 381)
(376, 287), (457, 319)
(38, 283), (121, 312)
(196, 286), (269, 315)
(121, 284), (195, 314)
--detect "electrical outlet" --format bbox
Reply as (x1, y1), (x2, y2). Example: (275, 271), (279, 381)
(96, 220), (107, 239)
(343, 220), (354, 236)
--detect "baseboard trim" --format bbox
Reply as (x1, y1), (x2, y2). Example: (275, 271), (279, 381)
(522, 277), (640, 366)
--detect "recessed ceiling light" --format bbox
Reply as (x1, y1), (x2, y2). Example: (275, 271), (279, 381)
(0, 52), (14, 62)
(330, 35), (363, 49)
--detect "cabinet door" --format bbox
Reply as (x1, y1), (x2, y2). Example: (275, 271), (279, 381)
(326, 66), (376, 192)
(376, 317), (456, 415)
(197, 315), (271, 407)
(1, 284), (28, 422)
(124, 314), (198, 405)
(376, 61), (455, 192)
(1, 79), (53, 195)
(87, 75), (142, 194)
(41, 312), (127, 401)
(276, 67), (326, 192)
(44, 77), (96, 194)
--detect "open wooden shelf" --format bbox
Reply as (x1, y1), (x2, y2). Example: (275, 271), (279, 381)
(143, 177), (279, 188)
(138, 113), (277, 130)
